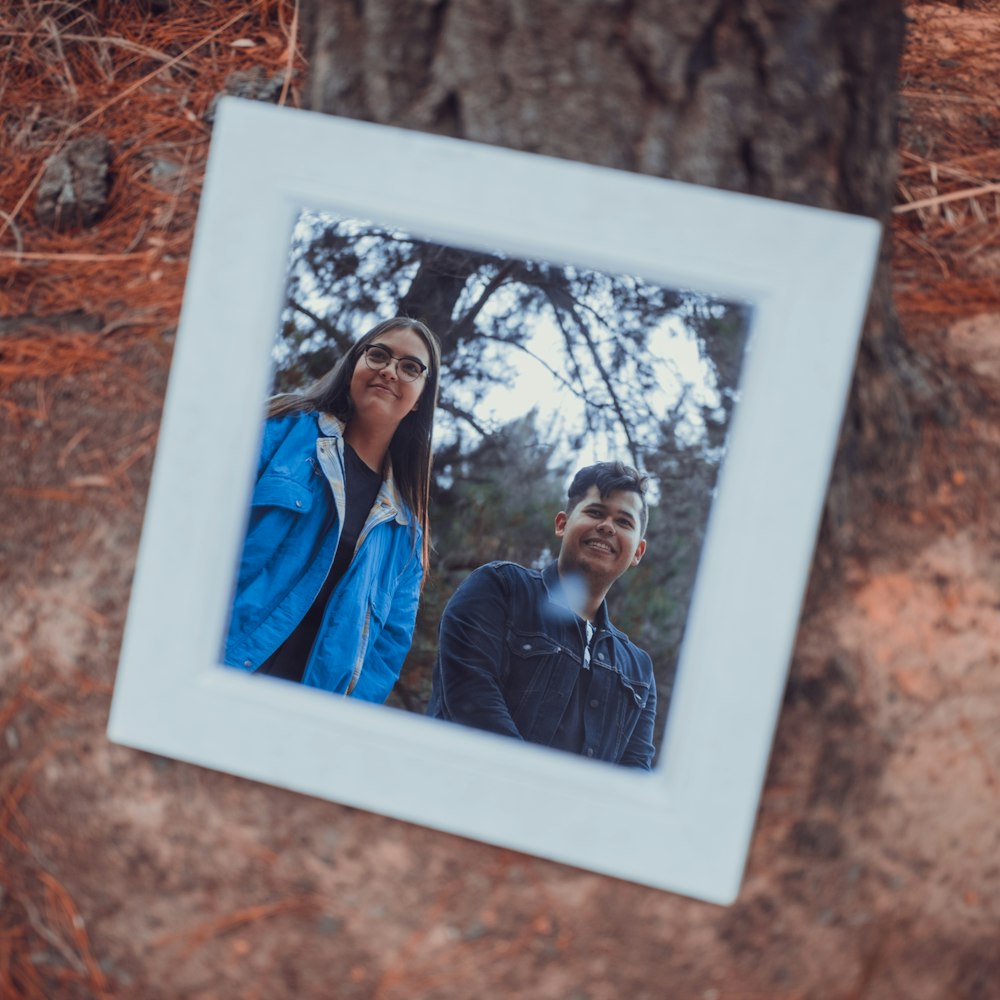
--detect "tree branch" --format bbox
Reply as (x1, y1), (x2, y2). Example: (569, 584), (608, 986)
(288, 300), (352, 353)
(565, 300), (640, 465)
(446, 259), (519, 346)
(472, 330), (582, 398)
(437, 398), (491, 437)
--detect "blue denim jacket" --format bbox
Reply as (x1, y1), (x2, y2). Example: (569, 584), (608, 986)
(426, 561), (656, 769)
(224, 410), (423, 701)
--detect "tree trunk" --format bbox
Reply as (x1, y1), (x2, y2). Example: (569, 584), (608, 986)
(300, 0), (914, 541)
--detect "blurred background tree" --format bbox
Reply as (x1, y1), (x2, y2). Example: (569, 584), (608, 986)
(291, 0), (909, 760)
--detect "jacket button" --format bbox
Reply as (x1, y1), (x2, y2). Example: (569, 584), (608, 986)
(522, 643), (531, 651)
(589, 699), (599, 708)
(294, 499), (302, 508)
(243, 659), (252, 668)
(585, 748), (595, 757)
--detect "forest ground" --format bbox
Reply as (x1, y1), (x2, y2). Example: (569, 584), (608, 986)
(2, 1), (1000, 997)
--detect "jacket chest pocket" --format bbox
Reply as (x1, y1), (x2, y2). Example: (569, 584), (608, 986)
(608, 666), (649, 708)
(503, 629), (572, 719)
(593, 661), (651, 752)
(242, 472), (323, 576)
(251, 468), (318, 513)
(590, 652), (650, 712)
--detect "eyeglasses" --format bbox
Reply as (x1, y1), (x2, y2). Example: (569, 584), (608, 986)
(362, 344), (428, 382)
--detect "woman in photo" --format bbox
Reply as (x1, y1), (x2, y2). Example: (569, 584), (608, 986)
(224, 316), (440, 702)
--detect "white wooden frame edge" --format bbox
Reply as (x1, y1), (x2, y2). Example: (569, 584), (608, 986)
(108, 97), (881, 905)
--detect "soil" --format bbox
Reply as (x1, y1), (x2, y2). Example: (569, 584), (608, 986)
(2, 1), (1000, 998)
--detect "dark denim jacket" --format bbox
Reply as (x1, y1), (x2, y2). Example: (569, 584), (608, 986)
(427, 561), (656, 769)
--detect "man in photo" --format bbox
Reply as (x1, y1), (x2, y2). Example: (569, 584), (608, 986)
(426, 462), (657, 769)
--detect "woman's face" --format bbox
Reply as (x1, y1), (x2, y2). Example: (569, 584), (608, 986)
(348, 326), (431, 432)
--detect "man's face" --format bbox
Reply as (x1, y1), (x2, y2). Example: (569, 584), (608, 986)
(555, 485), (646, 591)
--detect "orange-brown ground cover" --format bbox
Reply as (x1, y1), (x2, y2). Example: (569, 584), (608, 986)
(2, 1), (999, 997)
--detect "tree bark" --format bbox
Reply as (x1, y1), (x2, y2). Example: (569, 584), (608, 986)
(300, 0), (915, 541)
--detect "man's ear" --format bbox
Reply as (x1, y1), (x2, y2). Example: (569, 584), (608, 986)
(630, 538), (647, 567)
(554, 511), (567, 537)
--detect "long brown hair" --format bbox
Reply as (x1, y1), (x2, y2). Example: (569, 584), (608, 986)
(267, 317), (441, 575)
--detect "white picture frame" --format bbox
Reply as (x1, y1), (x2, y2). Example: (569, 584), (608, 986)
(107, 96), (880, 905)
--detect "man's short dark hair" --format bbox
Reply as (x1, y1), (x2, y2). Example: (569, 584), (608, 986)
(566, 462), (650, 536)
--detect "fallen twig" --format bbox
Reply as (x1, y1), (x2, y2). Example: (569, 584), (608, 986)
(901, 88), (1000, 106)
(38, 870), (111, 996)
(894, 182), (1000, 215)
(154, 896), (321, 956)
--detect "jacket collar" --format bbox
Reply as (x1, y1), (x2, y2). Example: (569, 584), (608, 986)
(541, 561), (620, 636)
(316, 411), (411, 526)
(317, 411), (345, 438)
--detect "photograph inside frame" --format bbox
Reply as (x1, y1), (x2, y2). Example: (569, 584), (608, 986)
(221, 208), (754, 769)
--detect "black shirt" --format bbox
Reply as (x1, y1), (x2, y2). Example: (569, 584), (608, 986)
(549, 617), (596, 754)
